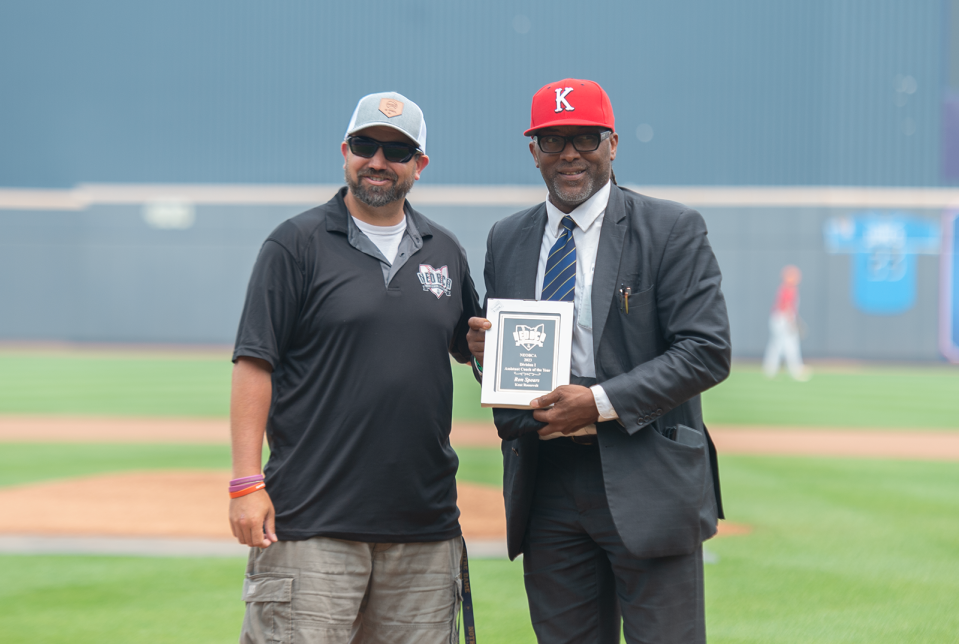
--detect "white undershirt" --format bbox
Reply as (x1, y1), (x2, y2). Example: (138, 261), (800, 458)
(351, 216), (407, 264)
(534, 181), (619, 438)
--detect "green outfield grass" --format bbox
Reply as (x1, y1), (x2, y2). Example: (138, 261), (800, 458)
(705, 455), (959, 643)
(3, 453), (957, 643)
(0, 443), (501, 490)
(2, 350), (957, 428)
(2, 349), (958, 642)
(702, 364), (959, 429)
(0, 352), (493, 422)
(0, 353), (233, 417)
(0, 554), (534, 644)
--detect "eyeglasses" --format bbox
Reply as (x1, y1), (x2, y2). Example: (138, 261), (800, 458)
(533, 130), (612, 154)
(347, 136), (420, 163)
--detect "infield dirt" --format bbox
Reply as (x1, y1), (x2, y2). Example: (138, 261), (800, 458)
(3, 416), (952, 542)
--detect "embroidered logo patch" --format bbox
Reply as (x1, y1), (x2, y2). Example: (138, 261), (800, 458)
(379, 98), (404, 118)
(417, 264), (453, 298)
(513, 324), (547, 350)
(554, 87), (574, 113)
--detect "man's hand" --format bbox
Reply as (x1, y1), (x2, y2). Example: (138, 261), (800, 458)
(530, 385), (600, 437)
(467, 317), (491, 367)
(230, 488), (278, 548)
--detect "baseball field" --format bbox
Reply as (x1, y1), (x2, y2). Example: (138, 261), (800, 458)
(1, 347), (958, 643)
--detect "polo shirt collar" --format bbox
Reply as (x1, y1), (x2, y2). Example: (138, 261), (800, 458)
(328, 186), (432, 242)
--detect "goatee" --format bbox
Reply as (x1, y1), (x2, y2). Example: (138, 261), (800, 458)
(346, 168), (415, 208)
(551, 173), (594, 206)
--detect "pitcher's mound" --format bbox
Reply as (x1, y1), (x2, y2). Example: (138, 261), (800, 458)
(0, 470), (748, 542)
(0, 471), (506, 540)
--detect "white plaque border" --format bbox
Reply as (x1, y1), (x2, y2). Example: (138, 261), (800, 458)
(480, 298), (574, 409)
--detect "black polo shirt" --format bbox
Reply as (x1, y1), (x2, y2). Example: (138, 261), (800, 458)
(233, 187), (480, 542)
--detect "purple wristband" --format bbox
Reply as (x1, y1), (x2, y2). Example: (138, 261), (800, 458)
(230, 474), (264, 486)
(229, 482), (263, 493)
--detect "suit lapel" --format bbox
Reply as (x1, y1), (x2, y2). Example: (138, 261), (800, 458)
(591, 185), (628, 359)
(511, 204), (548, 299)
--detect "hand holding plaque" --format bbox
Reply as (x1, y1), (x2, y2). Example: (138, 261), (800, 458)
(480, 298), (574, 409)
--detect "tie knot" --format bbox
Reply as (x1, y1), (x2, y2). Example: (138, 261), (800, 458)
(560, 216), (576, 233)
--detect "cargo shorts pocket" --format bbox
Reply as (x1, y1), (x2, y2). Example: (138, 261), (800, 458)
(240, 573), (294, 644)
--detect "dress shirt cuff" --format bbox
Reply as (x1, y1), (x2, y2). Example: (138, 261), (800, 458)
(590, 384), (619, 421)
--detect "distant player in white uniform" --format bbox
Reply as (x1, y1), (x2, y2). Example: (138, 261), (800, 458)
(763, 265), (810, 381)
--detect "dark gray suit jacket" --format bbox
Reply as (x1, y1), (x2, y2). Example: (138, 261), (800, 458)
(483, 185), (731, 561)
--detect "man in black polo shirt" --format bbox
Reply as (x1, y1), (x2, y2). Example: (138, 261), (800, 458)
(229, 91), (481, 643)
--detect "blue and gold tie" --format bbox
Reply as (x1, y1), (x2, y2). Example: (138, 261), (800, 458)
(541, 215), (576, 302)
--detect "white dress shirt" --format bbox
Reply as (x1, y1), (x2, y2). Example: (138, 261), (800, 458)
(534, 181), (619, 439)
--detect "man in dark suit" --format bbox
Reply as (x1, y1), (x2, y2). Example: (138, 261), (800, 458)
(466, 79), (731, 643)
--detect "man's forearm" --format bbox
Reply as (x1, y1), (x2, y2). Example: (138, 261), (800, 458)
(230, 357), (273, 477)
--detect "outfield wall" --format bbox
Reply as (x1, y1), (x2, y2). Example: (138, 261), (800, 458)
(0, 185), (950, 362)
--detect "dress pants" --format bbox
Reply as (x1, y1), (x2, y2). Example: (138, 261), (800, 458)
(523, 438), (706, 644)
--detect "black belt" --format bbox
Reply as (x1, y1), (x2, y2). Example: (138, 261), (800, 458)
(567, 434), (598, 445)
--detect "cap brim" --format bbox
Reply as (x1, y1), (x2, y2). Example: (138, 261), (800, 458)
(524, 118), (614, 137)
(347, 123), (421, 149)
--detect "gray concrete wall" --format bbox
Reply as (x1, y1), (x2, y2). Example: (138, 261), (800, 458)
(0, 197), (945, 361)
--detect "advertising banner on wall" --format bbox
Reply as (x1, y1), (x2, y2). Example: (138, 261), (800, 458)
(824, 212), (939, 315)
(941, 211), (959, 363)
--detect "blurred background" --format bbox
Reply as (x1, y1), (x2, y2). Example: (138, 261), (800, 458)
(1, 0), (957, 360)
(1, 2), (958, 643)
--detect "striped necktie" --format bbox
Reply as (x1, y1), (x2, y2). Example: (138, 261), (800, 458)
(541, 215), (576, 302)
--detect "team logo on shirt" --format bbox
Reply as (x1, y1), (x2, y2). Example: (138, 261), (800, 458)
(417, 264), (453, 298)
(513, 324), (547, 350)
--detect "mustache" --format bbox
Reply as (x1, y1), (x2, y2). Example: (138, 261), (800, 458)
(358, 169), (398, 182)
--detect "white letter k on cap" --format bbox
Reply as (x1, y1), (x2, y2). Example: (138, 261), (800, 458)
(554, 87), (574, 113)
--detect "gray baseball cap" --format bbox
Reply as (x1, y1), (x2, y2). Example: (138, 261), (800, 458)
(344, 91), (427, 153)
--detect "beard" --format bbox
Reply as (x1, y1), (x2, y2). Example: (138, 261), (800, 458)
(346, 167), (415, 208)
(549, 171), (595, 206)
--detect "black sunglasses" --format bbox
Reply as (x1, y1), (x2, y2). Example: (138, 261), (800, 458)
(347, 136), (420, 163)
(533, 130), (612, 154)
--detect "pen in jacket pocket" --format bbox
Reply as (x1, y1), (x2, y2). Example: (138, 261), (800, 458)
(619, 285), (631, 314)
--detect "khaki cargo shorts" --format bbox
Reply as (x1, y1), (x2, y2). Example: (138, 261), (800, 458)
(239, 536), (463, 644)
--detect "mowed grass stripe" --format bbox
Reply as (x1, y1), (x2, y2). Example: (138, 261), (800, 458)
(0, 443), (503, 489)
(0, 353), (494, 422)
(2, 351), (957, 428)
(0, 354), (233, 417)
(702, 365), (959, 429)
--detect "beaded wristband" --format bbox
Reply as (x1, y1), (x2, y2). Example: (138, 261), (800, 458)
(230, 474), (264, 486)
(229, 481), (266, 499)
(473, 356), (483, 374)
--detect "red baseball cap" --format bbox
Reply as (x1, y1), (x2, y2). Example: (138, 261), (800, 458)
(524, 79), (615, 136)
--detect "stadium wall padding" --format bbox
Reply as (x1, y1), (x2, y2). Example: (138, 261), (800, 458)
(0, 202), (942, 361)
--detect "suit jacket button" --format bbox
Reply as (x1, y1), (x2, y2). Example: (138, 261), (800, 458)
(656, 408), (662, 414)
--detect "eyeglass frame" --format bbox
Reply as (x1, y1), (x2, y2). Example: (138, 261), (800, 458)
(531, 129), (613, 154)
(346, 135), (421, 164)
